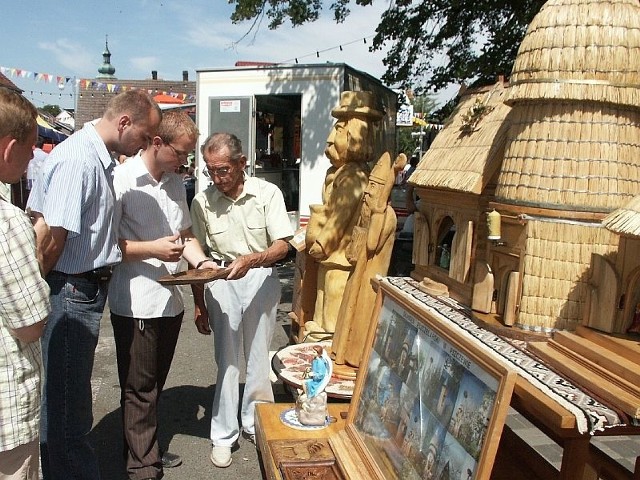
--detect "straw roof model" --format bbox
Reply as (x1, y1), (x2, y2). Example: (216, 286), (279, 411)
(508, 0), (640, 107)
(408, 81), (511, 195)
(519, 220), (618, 331)
(495, 101), (640, 212)
(602, 195), (640, 237)
(496, 0), (640, 213)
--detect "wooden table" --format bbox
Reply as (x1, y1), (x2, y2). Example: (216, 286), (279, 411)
(255, 403), (349, 480)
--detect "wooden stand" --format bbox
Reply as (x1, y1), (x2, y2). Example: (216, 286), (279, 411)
(255, 403), (349, 480)
(263, 277), (640, 480)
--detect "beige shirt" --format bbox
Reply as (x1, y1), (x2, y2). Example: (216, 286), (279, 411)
(190, 176), (293, 261)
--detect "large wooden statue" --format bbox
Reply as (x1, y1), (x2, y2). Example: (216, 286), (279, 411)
(331, 152), (406, 368)
(303, 91), (383, 338)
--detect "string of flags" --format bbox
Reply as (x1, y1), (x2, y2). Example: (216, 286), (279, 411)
(277, 35), (375, 66)
(2, 33), (375, 101)
(0, 66), (195, 102)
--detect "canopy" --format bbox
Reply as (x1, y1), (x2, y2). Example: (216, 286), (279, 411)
(37, 115), (68, 143)
(153, 93), (184, 105)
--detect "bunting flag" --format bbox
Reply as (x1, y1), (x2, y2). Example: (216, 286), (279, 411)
(1, 66), (75, 87)
(0, 65), (196, 102)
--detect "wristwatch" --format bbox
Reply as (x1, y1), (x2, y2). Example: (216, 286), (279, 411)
(196, 258), (212, 269)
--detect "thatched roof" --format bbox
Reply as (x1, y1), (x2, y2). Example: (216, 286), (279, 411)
(408, 81), (511, 195)
(508, 0), (640, 107)
(494, 100), (640, 212)
(602, 195), (640, 237)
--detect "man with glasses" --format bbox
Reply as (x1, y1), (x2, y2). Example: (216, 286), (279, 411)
(190, 132), (293, 468)
(108, 111), (212, 480)
(26, 90), (162, 480)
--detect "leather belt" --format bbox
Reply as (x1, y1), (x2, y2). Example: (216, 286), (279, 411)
(53, 266), (113, 282)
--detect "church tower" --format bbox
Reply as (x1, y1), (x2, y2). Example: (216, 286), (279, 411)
(96, 35), (116, 80)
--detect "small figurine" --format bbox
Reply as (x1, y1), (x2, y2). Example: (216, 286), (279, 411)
(296, 345), (333, 426)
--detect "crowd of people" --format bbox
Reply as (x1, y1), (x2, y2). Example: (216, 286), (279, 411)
(0, 87), (293, 480)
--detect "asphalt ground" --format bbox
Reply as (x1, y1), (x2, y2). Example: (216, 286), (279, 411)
(90, 258), (296, 480)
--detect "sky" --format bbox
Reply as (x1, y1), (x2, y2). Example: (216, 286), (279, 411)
(1, 0), (458, 111)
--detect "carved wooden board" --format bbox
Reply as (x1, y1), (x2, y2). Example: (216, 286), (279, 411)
(270, 439), (345, 480)
(157, 267), (231, 285)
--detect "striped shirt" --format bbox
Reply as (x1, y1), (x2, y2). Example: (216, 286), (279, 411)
(26, 121), (122, 273)
(0, 193), (51, 452)
(190, 175), (294, 261)
(108, 153), (192, 318)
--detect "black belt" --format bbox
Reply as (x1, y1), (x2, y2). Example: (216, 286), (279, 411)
(53, 267), (113, 281)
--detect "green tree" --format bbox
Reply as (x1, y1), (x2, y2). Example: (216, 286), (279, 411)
(229, 0), (545, 94)
(41, 104), (61, 117)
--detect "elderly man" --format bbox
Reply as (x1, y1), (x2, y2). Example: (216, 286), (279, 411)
(27, 90), (162, 480)
(190, 132), (293, 468)
(0, 87), (50, 480)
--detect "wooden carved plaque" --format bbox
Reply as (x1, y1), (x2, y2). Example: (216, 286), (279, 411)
(157, 267), (231, 285)
(270, 439), (345, 480)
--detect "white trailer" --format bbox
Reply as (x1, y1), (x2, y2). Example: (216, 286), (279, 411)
(195, 63), (396, 227)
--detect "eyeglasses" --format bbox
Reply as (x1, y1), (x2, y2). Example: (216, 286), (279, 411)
(203, 166), (232, 178)
(166, 143), (191, 159)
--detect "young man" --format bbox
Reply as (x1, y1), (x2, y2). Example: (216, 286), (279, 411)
(109, 111), (211, 480)
(190, 132), (293, 468)
(26, 90), (162, 480)
(0, 87), (51, 480)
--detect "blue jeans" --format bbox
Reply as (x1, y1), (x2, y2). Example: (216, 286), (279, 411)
(40, 271), (107, 480)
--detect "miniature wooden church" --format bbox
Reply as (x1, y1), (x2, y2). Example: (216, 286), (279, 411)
(408, 0), (640, 334)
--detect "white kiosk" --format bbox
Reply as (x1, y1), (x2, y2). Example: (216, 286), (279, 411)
(195, 63), (396, 227)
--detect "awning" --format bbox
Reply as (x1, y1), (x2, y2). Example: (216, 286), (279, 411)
(153, 93), (185, 105)
(37, 115), (68, 143)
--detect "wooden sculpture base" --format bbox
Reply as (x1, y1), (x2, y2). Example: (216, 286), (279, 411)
(331, 363), (358, 380)
(256, 403), (349, 480)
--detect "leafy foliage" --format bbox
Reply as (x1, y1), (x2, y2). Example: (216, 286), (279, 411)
(41, 104), (61, 117)
(229, 0), (545, 95)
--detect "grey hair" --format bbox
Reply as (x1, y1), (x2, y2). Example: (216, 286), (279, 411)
(201, 132), (243, 163)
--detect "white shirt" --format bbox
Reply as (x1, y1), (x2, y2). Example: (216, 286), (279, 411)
(108, 153), (191, 318)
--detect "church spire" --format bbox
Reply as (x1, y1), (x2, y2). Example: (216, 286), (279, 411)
(97, 35), (116, 79)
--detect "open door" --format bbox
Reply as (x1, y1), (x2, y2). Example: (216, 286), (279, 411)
(208, 96), (256, 174)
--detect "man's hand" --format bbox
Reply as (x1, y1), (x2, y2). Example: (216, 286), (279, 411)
(30, 213), (51, 274)
(226, 255), (253, 280)
(194, 302), (211, 335)
(152, 233), (185, 262)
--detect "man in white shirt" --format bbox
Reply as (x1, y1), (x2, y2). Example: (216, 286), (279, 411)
(109, 111), (211, 480)
(26, 138), (48, 190)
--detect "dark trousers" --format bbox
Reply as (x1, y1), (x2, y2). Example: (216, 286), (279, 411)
(111, 312), (183, 480)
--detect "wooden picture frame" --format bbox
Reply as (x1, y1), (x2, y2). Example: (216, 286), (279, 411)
(330, 279), (516, 480)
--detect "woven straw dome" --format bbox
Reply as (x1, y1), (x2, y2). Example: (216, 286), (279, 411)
(508, 0), (640, 107)
(496, 0), (640, 213)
